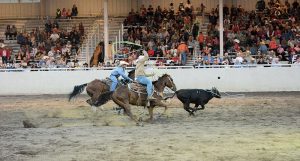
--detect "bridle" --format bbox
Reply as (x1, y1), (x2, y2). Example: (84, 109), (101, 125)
(164, 75), (176, 91)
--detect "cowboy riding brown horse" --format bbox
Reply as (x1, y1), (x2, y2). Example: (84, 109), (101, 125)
(68, 69), (135, 106)
(94, 74), (177, 122)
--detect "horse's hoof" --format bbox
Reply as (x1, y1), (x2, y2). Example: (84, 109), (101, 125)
(138, 117), (143, 122)
(159, 112), (170, 118)
(86, 99), (93, 106)
(99, 106), (104, 111)
(114, 107), (123, 115)
(91, 106), (97, 112)
(145, 119), (155, 124)
(136, 122), (144, 127)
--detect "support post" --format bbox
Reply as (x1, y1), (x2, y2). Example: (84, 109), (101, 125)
(104, 0), (109, 62)
(115, 36), (118, 59)
(118, 30), (121, 50)
(121, 23), (124, 42)
(219, 0), (224, 56)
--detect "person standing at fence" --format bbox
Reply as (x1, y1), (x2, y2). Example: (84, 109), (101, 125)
(294, 55), (300, 65)
(0, 47), (11, 64)
(71, 4), (78, 17)
(177, 40), (189, 65)
(5, 25), (11, 40)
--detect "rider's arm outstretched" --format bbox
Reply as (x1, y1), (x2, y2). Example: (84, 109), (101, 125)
(135, 50), (156, 100)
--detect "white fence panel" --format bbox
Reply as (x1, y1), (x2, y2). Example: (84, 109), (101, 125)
(1, 66), (300, 95)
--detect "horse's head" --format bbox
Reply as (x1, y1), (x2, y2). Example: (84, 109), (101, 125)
(211, 87), (221, 98)
(161, 74), (177, 91)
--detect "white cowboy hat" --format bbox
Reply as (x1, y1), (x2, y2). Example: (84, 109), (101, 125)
(119, 61), (129, 66)
(234, 39), (240, 43)
(43, 56), (50, 59)
(136, 55), (145, 63)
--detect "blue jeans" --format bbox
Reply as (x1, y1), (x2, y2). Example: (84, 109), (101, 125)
(109, 75), (118, 91)
(181, 52), (187, 65)
(136, 76), (153, 97)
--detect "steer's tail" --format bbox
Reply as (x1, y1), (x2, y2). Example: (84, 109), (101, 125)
(94, 91), (114, 107)
(69, 83), (88, 101)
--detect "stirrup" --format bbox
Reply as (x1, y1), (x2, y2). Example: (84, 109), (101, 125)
(147, 96), (156, 100)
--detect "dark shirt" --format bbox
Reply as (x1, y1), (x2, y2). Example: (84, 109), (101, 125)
(72, 7), (78, 16)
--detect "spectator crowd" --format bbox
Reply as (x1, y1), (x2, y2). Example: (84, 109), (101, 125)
(0, 4), (88, 69)
(1, 0), (300, 69)
(116, 0), (300, 67)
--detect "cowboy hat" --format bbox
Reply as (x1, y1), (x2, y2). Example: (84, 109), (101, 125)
(136, 55), (145, 63)
(119, 61), (129, 66)
(234, 39), (240, 43)
(43, 56), (50, 59)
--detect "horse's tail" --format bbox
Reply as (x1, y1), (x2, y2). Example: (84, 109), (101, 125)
(94, 91), (114, 107)
(68, 83), (88, 101)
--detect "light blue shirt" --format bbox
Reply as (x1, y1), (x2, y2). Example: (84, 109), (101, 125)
(110, 67), (132, 80)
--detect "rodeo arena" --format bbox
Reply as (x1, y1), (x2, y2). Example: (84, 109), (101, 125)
(1, 0), (300, 160)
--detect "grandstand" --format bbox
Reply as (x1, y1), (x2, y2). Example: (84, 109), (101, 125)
(1, 2), (300, 161)
(0, 0), (299, 69)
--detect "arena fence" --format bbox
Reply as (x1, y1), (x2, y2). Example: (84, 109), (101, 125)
(1, 65), (300, 95)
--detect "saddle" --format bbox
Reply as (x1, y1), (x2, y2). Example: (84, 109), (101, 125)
(101, 77), (124, 88)
(101, 78), (113, 87)
(128, 82), (175, 100)
(128, 82), (148, 95)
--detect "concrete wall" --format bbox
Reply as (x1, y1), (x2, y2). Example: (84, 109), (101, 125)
(1, 67), (300, 95)
(0, 0), (134, 18)
(0, 0), (297, 18)
(43, 0), (134, 17)
(0, 3), (40, 18)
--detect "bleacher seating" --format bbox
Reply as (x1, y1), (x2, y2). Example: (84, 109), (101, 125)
(0, 17), (96, 65)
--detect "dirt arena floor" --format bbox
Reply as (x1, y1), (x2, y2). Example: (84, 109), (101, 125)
(0, 92), (299, 161)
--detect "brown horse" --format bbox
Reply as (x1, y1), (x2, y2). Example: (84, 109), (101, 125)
(94, 74), (177, 122)
(90, 42), (103, 67)
(68, 69), (135, 106)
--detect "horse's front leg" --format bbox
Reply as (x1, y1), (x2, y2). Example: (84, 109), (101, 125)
(122, 105), (137, 122)
(113, 95), (139, 124)
(146, 106), (154, 122)
(152, 101), (170, 118)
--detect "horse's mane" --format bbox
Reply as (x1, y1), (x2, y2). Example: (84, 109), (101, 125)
(153, 74), (169, 85)
(128, 69), (135, 79)
(128, 69), (135, 74)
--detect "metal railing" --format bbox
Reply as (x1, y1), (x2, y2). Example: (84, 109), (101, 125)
(1, 64), (299, 72)
(80, 19), (125, 65)
(80, 20), (103, 66)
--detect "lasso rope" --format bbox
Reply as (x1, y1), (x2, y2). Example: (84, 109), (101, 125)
(222, 92), (245, 98)
(148, 64), (244, 99)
